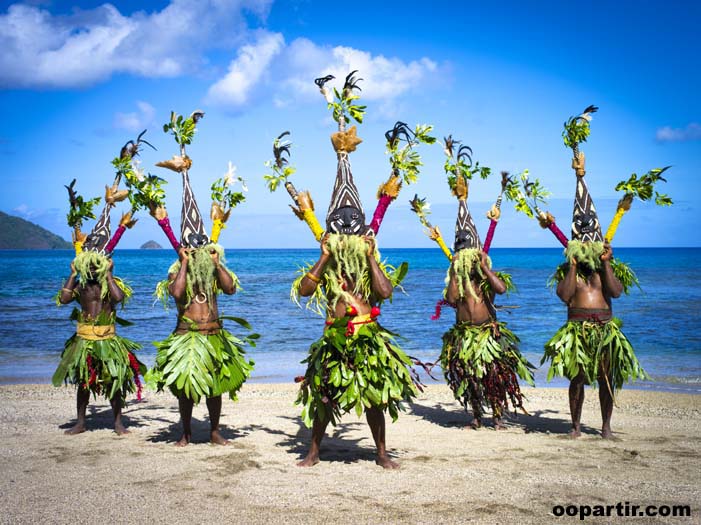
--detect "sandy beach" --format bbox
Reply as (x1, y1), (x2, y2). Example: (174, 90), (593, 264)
(1, 383), (698, 524)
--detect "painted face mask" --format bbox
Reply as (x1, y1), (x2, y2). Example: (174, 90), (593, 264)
(453, 199), (481, 253)
(327, 205), (366, 235)
(571, 174), (603, 243)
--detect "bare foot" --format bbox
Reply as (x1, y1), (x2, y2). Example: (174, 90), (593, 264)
(601, 427), (614, 440)
(64, 423), (86, 435)
(493, 418), (507, 430)
(376, 455), (400, 470)
(114, 423), (130, 436)
(297, 454), (320, 467)
(175, 434), (190, 447)
(569, 427), (582, 439)
(210, 430), (229, 446)
(467, 419), (482, 430)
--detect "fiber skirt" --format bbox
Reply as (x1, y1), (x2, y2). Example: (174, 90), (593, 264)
(441, 321), (534, 419)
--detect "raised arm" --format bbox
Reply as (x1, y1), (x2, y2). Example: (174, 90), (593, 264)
(299, 234), (331, 297)
(445, 265), (459, 304)
(365, 236), (393, 300)
(211, 249), (236, 295)
(105, 259), (125, 304)
(168, 248), (189, 302)
(556, 258), (578, 304)
(59, 262), (78, 304)
(599, 244), (623, 298)
(479, 251), (506, 295)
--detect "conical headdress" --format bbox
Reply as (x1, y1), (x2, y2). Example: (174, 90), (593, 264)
(326, 127), (366, 235)
(83, 203), (111, 254)
(571, 174), (603, 242)
(454, 197), (481, 252)
(180, 171), (209, 248)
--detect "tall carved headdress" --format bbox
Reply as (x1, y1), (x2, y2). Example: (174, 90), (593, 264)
(564, 105), (603, 243)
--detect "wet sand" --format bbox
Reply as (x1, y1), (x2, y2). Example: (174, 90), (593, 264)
(1, 384), (699, 524)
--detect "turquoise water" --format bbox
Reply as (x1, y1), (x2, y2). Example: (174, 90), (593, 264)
(0, 248), (699, 393)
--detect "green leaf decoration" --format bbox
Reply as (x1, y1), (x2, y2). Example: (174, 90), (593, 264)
(211, 161), (247, 211)
(614, 166), (672, 206)
(385, 123), (436, 185)
(163, 110), (202, 146)
(263, 132), (296, 193)
(65, 179), (101, 229)
(562, 105), (598, 150)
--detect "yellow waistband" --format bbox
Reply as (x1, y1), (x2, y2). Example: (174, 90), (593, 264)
(326, 313), (373, 324)
(76, 322), (116, 340)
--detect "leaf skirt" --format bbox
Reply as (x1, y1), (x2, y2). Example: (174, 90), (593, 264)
(296, 319), (418, 428)
(146, 328), (254, 403)
(52, 333), (145, 401)
(441, 322), (535, 419)
(542, 317), (647, 390)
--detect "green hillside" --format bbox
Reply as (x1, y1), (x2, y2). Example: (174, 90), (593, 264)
(0, 211), (71, 249)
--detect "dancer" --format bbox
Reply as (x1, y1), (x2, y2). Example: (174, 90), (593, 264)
(411, 142), (533, 429)
(508, 106), (671, 438)
(265, 72), (432, 467)
(53, 139), (146, 435)
(139, 110), (256, 446)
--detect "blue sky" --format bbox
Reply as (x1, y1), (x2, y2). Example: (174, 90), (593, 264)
(1, 0), (699, 248)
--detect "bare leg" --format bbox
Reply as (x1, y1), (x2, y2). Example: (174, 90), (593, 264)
(110, 394), (129, 435)
(366, 407), (399, 469)
(568, 371), (586, 438)
(65, 387), (89, 435)
(297, 415), (330, 467)
(492, 405), (506, 430)
(206, 396), (228, 445)
(176, 397), (194, 447)
(468, 401), (482, 430)
(598, 372), (614, 439)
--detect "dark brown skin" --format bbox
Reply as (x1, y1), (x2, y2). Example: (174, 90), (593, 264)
(168, 247), (236, 447)
(297, 233), (398, 469)
(555, 243), (622, 439)
(59, 258), (128, 435)
(447, 250), (508, 430)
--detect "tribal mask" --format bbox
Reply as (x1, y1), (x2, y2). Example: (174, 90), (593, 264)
(83, 201), (112, 254)
(571, 175), (603, 243)
(326, 153), (366, 235)
(454, 199), (481, 252)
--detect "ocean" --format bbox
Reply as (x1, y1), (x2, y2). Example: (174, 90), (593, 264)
(0, 248), (699, 393)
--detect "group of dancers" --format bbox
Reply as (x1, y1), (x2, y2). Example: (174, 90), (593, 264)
(53, 72), (670, 468)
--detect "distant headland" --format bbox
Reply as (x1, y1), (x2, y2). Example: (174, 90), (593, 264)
(0, 211), (71, 249)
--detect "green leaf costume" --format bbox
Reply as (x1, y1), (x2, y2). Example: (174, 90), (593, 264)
(53, 311), (146, 402)
(296, 315), (418, 428)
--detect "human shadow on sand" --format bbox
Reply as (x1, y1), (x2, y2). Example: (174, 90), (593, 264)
(138, 402), (248, 444)
(409, 401), (599, 436)
(271, 415), (383, 464)
(58, 400), (148, 433)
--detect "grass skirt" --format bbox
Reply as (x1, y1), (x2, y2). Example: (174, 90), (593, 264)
(441, 321), (534, 419)
(147, 328), (254, 403)
(296, 318), (418, 428)
(52, 332), (145, 401)
(542, 317), (647, 390)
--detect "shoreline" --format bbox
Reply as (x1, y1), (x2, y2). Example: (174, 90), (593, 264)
(1, 383), (699, 524)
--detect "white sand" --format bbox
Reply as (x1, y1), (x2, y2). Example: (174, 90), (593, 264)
(0, 384), (699, 524)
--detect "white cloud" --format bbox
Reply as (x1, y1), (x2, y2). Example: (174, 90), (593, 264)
(114, 101), (156, 132)
(282, 40), (437, 101)
(656, 123), (701, 142)
(207, 35), (440, 113)
(0, 0), (273, 88)
(206, 32), (285, 108)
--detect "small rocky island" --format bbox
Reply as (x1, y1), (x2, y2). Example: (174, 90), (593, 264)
(140, 240), (163, 249)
